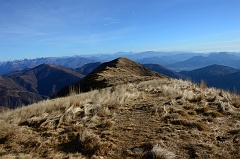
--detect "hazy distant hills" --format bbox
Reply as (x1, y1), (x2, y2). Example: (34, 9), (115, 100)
(181, 64), (240, 92)
(122, 51), (202, 65)
(0, 56), (95, 75)
(137, 53), (204, 66)
(1, 64), (84, 108)
(0, 51), (204, 75)
(168, 52), (240, 71)
(1, 52), (240, 75)
(83, 51), (204, 66)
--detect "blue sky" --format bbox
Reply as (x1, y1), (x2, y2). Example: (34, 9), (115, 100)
(1, 0), (240, 61)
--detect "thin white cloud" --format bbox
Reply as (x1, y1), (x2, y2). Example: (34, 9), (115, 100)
(179, 30), (240, 43)
(36, 25), (135, 46)
(160, 38), (240, 52)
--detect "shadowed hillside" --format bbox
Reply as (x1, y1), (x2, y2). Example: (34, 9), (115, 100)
(1, 64), (84, 108)
(76, 62), (102, 75)
(5, 64), (84, 97)
(0, 76), (45, 109)
(181, 65), (240, 92)
(142, 64), (188, 79)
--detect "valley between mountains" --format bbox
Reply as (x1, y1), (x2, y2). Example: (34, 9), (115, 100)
(0, 57), (239, 158)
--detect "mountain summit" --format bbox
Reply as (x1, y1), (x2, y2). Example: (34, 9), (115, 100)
(90, 57), (164, 76)
(56, 57), (167, 97)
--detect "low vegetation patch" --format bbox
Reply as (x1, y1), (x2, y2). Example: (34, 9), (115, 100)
(170, 119), (209, 131)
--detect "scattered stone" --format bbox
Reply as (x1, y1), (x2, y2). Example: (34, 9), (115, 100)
(130, 143), (153, 155)
(131, 147), (145, 155)
(187, 147), (198, 159)
(19, 117), (47, 129)
(135, 105), (153, 110)
(164, 101), (172, 105)
(216, 102), (225, 113)
(216, 136), (227, 142)
(175, 96), (182, 100)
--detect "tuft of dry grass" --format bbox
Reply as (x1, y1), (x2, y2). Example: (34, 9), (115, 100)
(0, 120), (18, 145)
(203, 111), (224, 118)
(78, 130), (101, 156)
(150, 144), (175, 159)
(195, 107), (209, 114)
(231, 94), (240, 108)
(206, 96), (216, 102)
(187, 95), (203, 103)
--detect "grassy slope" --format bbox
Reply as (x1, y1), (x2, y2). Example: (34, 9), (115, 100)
(0, 78), (240, 159)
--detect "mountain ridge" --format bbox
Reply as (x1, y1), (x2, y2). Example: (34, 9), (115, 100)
(56, 57), (167, 97)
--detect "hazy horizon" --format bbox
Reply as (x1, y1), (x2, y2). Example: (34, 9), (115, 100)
(1, 0), (240, 61)
(2, 51), (240, 62)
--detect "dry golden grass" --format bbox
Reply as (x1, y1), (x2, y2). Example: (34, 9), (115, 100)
(0, 78), (240, 158)
(231, 94), (240, 108)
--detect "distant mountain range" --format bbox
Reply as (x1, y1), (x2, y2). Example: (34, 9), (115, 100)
(136, 52), (205, 66)
(0, 56), (95, 75)
(1, 52), (240, 75)
(168, 52), (240, 71)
